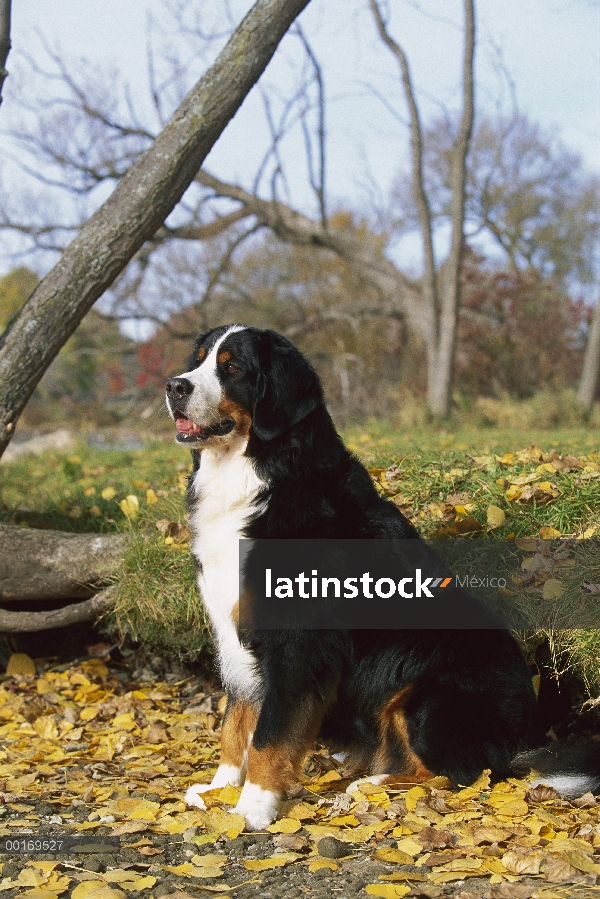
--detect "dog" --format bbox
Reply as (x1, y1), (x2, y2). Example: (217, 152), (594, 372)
(165, 324), (600, 831)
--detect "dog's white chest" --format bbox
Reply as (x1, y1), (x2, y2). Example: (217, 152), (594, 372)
(190, 444), (265, 698)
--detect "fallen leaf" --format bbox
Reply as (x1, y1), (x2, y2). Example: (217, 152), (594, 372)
(244, 852), (299, 871)
(307, 858), (339, 872)
(501, 850), (544, 875)
(544, 855), (581, 883)
(266, 817), (302, 834)
(487, 505), (506, 529)
(365, 886), (411, 898)
(5, 652), (36, 676)
(542, 579), (564, 600)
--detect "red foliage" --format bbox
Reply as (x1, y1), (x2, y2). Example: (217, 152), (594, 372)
(136, 342), (167, 390)
(455, 250), (589, 398)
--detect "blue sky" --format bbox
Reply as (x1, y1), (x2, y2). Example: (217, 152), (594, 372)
(2, 0), (599, 286)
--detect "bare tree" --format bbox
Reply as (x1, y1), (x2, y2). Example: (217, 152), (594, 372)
(0, 0), (11, 108)
(369, 0), (475, 417)
(0, 0), (311, 460)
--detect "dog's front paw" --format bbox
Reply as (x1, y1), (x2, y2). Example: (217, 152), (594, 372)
(232, 782), (280, 831)
(184, 783), (213, 809)
(346, 774), (388, 794)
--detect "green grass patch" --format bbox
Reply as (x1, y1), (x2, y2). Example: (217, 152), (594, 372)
(2, 420), (600, 689)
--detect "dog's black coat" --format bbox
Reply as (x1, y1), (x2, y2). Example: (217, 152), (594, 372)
(177, 325), (599, 793)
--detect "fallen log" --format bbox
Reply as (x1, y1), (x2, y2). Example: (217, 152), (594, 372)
(0, 523), (124, 601)
(0, 586), (116, 632)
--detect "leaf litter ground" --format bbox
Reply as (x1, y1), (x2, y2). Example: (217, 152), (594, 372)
(3, 656), (600, 899)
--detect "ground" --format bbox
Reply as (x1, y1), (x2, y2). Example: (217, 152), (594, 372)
(2, 654), (600, 899)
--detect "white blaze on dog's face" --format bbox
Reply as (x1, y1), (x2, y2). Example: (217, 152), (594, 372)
(165, 324), (251, 448)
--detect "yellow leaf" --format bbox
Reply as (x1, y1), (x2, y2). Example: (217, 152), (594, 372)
(373, 847), (414, 864)
(307, 858), (339, 872)
(5, 652), (36, 676)
(146, 488), (158, 505)
(18, 870), (46, 886)
(83, 891), (126, 899)
(195, 810), (246, 835)
(28, 863), (59, 873)
(493, 799), (529, 817)
(288, 802), (318, 821)
(190, 854), (227, 868)
(563, 849), (600, 874)
(315, 770), (342, 784)
(267, 818), (302, 834)
(84, 486), (96, 496)
(405, 786), (427, 811)
(543, 579), (564, 600)
(395, 838), (423, 857)
(216, 784), (240, 805)
(540, 526), (561, 539)
(119, 495), (139, 520)
(162, 864), (193, 875)
(101, 487), (117, 501)
(487, 505), (506, 529)
(328, 815), (359, 827)
(189, 867), (225, 879)
(72, 884), (124, 899)
(126, 807), (156, 821)
(365, 885), (410, 898)
(498, 452), (515, 465)
(33, 716), (59, 741)
(244, 852), (300, 871)
(79, 706), (99, 722)
(18, 891), (60, 899)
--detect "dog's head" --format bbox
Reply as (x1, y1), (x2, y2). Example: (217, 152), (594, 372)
(166, 325), (324, 447)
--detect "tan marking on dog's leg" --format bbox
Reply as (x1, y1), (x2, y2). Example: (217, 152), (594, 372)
(233, 699), (326, 830)
(185, 699), (258, 809)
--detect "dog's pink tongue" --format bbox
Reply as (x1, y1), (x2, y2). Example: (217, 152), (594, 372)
(176, 418), (202, 435)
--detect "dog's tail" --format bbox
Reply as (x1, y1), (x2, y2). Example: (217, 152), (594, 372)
(511, 738), (600, 798)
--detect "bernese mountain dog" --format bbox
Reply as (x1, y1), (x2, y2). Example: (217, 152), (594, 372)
(165, 324), (600, 831)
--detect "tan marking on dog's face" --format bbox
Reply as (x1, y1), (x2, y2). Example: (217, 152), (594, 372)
(220, 700), (259, 769)
(218, 396), (253, 439)
(372, 683), (434, 780)
(231, 601), (239, 629)
(218, 350), (232, 364)
(245, 697), (329, 795)
(197, 346), (206, 363)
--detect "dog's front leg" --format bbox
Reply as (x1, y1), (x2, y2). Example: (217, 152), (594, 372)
(185, 698), (258, 809)
(232, 694), (326, 831)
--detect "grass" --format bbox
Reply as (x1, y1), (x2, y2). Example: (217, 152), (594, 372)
(2, 414), (600, 691)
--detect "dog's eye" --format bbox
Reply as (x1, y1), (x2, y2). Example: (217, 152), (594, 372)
(225, 362), (240, 374)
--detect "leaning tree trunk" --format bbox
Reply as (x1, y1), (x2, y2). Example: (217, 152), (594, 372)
(0, 0), (311, 460)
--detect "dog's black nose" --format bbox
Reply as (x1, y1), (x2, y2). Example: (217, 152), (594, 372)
(166, 377), (193, 399)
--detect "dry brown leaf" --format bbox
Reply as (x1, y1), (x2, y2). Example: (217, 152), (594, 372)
(544, 855), (582, 883)
(417, 827), (455, 850)
(489, 884), (536, 899)
(525, 784), (559, 803)
(501, 849), (544, 875)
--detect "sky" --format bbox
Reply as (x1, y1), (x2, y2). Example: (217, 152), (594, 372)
(1, 0), (599, 301)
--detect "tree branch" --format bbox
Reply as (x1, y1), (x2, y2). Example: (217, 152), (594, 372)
(0, 0), (11, 108)
(0, 0), (312, 459)
(369, 0), (438, 334)
(0, 586), (116, 633)
(195, 168), (431, 337)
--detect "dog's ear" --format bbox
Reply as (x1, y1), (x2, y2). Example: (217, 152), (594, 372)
(186, 331), (211, 371)
(252, 331), (323, 441)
